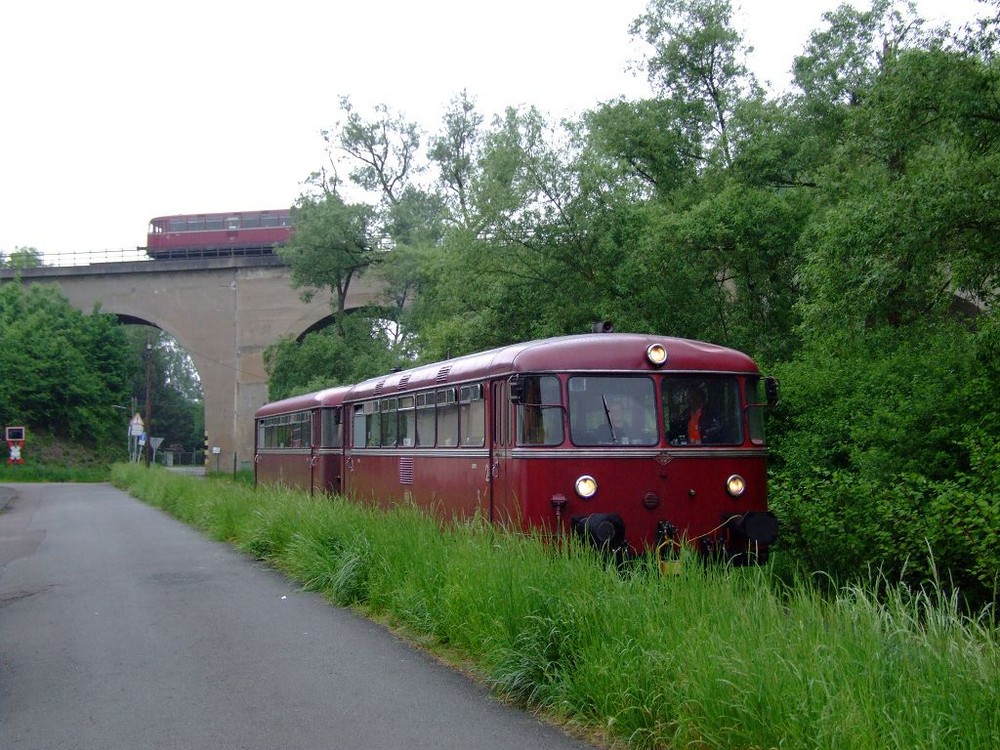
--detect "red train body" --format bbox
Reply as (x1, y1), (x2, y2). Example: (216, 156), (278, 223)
(254, 333), (779, 564)
(146, 209), (292, 259)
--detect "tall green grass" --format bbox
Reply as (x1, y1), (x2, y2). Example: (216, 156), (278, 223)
(0, 463), (109, 482)
(112, 464), (999, 750)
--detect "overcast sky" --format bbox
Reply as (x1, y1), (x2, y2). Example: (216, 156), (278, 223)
(0, 0), (988, 256)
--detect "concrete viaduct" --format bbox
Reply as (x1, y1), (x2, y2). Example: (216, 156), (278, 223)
(1, 256), (382, 470)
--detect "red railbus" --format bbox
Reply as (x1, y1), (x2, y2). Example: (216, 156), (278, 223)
(255, 386), (350, 495)
(254, 333), (779, 564)
(145, 209), (292, 259)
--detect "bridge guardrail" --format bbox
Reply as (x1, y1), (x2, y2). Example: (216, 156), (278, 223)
(4, 246), (281, 269)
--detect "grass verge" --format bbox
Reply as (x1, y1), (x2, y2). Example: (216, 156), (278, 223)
(112, 464), (999, 750)
(0, 463), (109, 482)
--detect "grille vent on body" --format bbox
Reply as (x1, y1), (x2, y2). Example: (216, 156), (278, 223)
(399, 457), (414, 485)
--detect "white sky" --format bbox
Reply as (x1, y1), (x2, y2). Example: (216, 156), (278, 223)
(0, 0), (988, 255)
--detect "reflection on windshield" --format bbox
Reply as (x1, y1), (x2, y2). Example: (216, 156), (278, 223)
(569, 376), (657, 446)
(663, 376), (743, 446)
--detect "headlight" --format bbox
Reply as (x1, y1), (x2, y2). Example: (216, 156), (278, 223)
(646, 343), (667, 367)
(575, 475), (598, 499)
(726, 474), (747, 497)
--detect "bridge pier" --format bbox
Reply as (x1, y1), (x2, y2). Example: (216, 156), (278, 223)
(4, 256), (380, 470)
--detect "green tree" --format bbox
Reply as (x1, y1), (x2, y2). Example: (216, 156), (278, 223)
(331, 96), (422, 206)
(263, 312), (400, 399)
(0, 282), (132, 450)
(428, 89), (484, 230)
(630, 0), (759, 169)
(279, 192), (376, 332)
(1, 246), (45, 269)
(124, 327), (204, 452)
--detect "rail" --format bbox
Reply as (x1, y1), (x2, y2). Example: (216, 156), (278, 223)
(2, 245), (283, 269)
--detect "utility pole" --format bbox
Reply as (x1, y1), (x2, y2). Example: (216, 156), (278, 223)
(145, 331), (153, 467)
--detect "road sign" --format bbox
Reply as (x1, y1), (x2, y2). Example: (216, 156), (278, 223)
(129, 413), (145, 437)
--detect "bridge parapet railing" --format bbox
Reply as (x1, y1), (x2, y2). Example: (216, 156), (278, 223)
(38, 248), (153, 267)
(5, 246), (284, 269)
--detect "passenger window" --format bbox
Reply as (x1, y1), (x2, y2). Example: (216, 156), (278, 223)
(398, 396), (415, 447)
(352, 405), (366, 448)
(415, 392), (435, 447)
(321, 408), (342, 448)
(363, 402), (380, 447)
(380, 399), (397, 447)
(459, 384), (485, 447)
(437, 389), (458, 446)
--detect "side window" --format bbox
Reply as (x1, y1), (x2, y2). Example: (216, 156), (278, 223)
(366, 401), (381, 447)
(398, 396), (415, 447)
(517, 375), (563, 446)
(459, 384), (485, 447)
(746, 377), (767, 446)
(352, 405), (366, 448)
(415, 392), (436, 447)
(437, 388), (459, 447)
(321, 408), (342, 448)
(380, 399), (398, 447)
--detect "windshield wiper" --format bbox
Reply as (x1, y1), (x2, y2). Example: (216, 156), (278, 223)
(601, 394), (618, 444)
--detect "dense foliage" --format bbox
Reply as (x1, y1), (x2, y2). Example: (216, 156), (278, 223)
(0, 279), (205, 464)
(0, 282), (133, 452)
(266, 1), (1000, 605)
(124, 326), (205, 454)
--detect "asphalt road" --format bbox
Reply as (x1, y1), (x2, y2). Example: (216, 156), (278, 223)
(0, 483), (595, 750)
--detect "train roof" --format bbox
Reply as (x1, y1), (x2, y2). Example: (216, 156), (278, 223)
(254, 334), (760, 419)
(149, 208), (291, 223)
(349, 333), (758, 400)
(254, 385), (351, 418)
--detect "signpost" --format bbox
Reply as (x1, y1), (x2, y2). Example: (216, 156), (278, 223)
(149, 436), (164, 464)
(128, 413), (144, 462)
(5, 426), (25, 464)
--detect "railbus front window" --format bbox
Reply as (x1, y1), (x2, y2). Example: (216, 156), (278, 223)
(568, 376), (657, 446)
(516, 375), (563, 446)
(663, 376), (743, 446)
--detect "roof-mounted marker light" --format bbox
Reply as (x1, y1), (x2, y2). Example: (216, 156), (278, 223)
(646, 343), (668, 367)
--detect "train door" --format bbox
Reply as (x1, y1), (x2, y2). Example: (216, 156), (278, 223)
(226, 215), (240, 245)
(490, 380), (514, 524)
(309, 408), (319, 495)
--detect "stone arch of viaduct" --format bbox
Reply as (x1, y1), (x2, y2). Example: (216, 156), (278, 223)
(3, 256), (382, 470)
